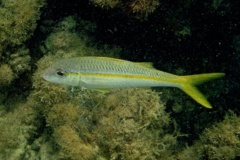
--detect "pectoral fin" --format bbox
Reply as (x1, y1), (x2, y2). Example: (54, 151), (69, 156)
(93, 88), (111, 93)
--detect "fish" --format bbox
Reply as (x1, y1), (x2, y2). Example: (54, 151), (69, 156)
(43, 56), (225, 108)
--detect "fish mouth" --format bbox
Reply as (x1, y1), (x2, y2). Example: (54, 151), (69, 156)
(42, 68), (51, 80)
(42, 71), (48, 80)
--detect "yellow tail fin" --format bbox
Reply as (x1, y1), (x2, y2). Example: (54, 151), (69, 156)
(178, 73), (225, 108)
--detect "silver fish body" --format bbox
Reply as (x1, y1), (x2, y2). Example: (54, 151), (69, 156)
(43, 56), (224, 108)
(43, 57), (179, 89)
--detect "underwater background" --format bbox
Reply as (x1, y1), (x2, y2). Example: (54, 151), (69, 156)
(0, 0), (239, 159)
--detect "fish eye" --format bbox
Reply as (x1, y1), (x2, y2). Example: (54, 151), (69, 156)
(56, 70), (65, 76)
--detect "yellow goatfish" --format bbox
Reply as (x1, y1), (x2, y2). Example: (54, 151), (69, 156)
(43, 56), (224, 108)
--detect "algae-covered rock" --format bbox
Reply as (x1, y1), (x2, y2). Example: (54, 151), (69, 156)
(0, 100), (39, 160)
(90, 0), (160, 18)
(176, 112), (240, 160)
(0, 0), (44, 47)
(40, 88), (178, 160)
(101, 89), (175, 159)
(199, 113), (240, 159)
(0, 64), (14, 86)
(54, 125), (99, 160)
(0, 0), (44, 98)
(73, 88), (178, 159)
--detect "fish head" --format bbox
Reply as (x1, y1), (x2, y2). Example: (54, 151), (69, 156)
(42, 64), (74, 86)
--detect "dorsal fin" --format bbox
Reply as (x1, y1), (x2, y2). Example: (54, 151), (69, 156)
(135, 62), (155, 69)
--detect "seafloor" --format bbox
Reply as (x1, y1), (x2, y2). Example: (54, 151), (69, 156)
(0, 0), (239, 159)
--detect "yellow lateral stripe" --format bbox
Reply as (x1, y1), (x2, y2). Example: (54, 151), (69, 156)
(67, 72), (175, 83)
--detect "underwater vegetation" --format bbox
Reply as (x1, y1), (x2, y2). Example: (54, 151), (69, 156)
(0, 0), (239, 159)
(0, 0), (44, 78)
(176, 112), (240, 160)
(90, 0), (160, 18)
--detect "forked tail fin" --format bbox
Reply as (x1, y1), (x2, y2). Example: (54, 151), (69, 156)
(178, 73), (225, 108)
